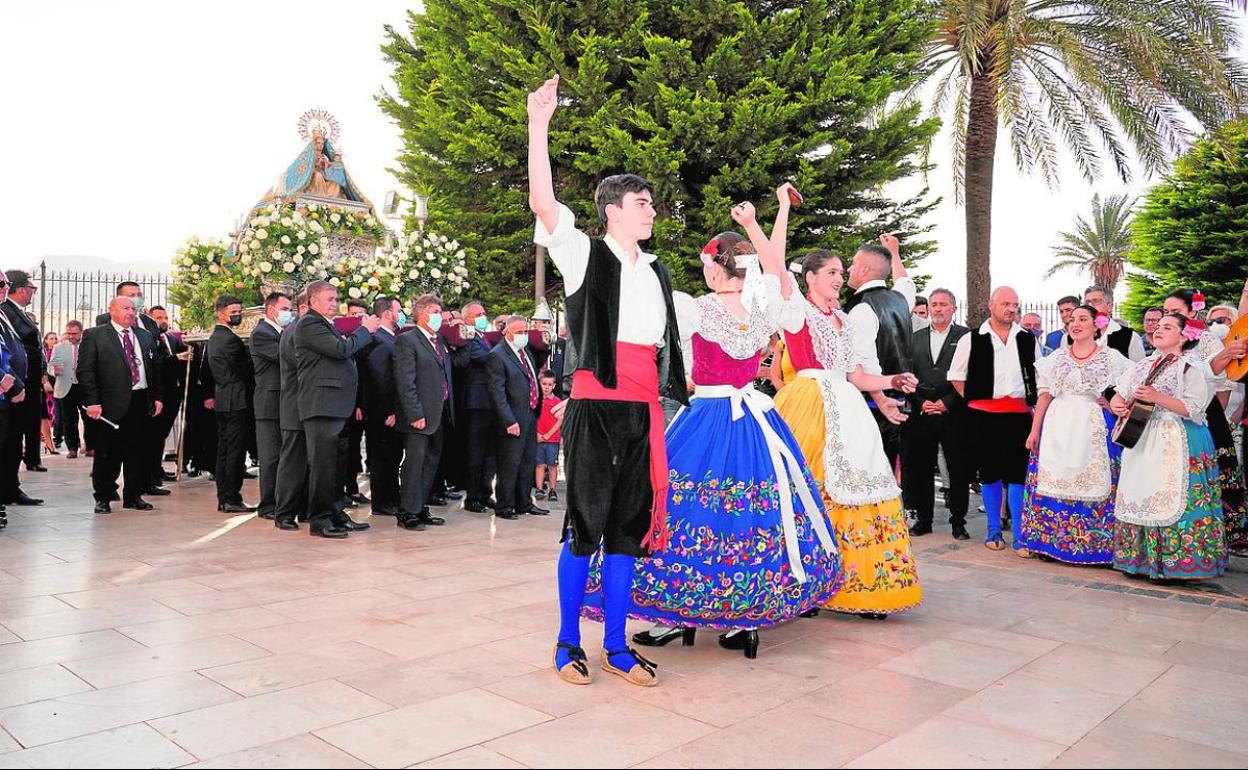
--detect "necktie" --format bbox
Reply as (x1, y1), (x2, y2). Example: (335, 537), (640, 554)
(121, 330), (140, 386)
(431, 335), (448, 400)
(519, 349), (537, 409)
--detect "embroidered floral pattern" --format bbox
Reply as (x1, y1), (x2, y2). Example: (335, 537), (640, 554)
(823, 500), (921, 613)
(819, 378), (900, 504)
(1022, 451), (1117, 564)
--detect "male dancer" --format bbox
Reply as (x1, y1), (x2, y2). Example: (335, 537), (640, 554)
(948, 287), (1039, 552)
(529, 75), (687, 687)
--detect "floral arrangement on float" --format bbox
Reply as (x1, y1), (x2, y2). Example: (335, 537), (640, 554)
(169, 238), (260, 330)
(234, 201), (388, 292)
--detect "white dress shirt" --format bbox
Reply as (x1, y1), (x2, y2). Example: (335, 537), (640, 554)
(110, 321), (148, 390)
(1058, 319), (1146, 361)
(847, 277), (918, 375)
(534, 203), (667, 347)
(948, 321), (1040, 399)
(263, 318), (283, 334)
(927, 323), (952, 363)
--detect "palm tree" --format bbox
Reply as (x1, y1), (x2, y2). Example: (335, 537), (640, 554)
(1045, 193), (1133, 289)
(912, 0), (1248, 323)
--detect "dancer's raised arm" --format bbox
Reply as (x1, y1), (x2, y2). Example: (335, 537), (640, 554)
(527, 75), (561, 234)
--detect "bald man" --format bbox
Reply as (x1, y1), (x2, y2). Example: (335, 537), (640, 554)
(948, 287), (1040, 554)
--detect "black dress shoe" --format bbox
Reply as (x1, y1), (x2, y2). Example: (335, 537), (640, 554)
(444, 490), (464, 501)
(371, 506), (400, 517)
(296, 514), (309, 523)
(496, 508), (518, 520)
(718, 630), (760, 659)
(257, 510), (277, 520)
(243, 470), (257, 479)
(951, 526), (971, 541)
(309, 522), (349, 538)
(123, 498), (154, 511)
(26, 465), (47, 473)
(162, 471), (178, 482)
(145, 487), (172, 497)
(483, 497), (497, 509)
(427, 495), (448, 507)
(633, 627), (696, 647)
(274, 519), (299, 531)
(349, 493), (371, 505)
(338, 496), (359, 510)
(397, 515), (427, 531)
(522, 504), (550, 516)
(12, 493), (42, 506)
(417, 509), (445, 526)
(185, 469), (202, 478)
(94, 501), (112, 514)
(463, 501), (487, 513)
(218, 503), (257, 513)
(109, 492), (121, 502)
(335, 517), (371, 532)
(908, 522), (932, 536)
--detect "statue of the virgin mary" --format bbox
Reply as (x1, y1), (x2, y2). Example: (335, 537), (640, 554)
(263, 109), (372, 208)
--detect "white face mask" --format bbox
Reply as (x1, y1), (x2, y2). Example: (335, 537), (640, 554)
(509, 333), (529, 351)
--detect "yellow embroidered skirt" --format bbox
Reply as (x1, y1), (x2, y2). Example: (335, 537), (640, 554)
(775, 376), (922, 614)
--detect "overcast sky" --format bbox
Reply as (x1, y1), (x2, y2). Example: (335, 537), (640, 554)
(3, 1), (1241, 309)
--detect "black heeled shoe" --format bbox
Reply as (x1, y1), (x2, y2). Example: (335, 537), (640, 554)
(632, 627), (696, 647)
(858, 612), (888, 621)
(717, 630), (759, 659)
(800, 607), (820, 618)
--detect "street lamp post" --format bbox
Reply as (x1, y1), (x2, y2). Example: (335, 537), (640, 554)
(414, 193), (430, 235)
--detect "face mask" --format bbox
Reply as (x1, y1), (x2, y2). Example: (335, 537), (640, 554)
(397, 311), (409, 328)
(132, 296), (145, 310)
(228, 313), (243, 327)
(427, 313), (443, 332)
(510, 334), (529, 351)
(474, 316), (490, 332)
(276, 310), (295, 328)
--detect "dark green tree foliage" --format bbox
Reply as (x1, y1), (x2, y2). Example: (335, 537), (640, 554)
(380, 0), (939, 311)
(1123, 118), (1248, 324)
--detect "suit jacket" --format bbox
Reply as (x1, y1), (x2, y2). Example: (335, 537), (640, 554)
(49, 340), (79, 399)
(293, 310), (373, 421)
(457, 335), (494, 411)
(486, 341), (542, 432)
(0, 330), (26, 413)
(909, 323), (970, 412)
(206, 325), (254, 413)
(278, 323), (302, 431)
(362, 327), (399, 422)
(394, 327), (453, 435)
(152, 330), (187, 409)
(249, 320), (283, 421)
(96, 313), (166, 351)
(2, 299), (41, 382)
(76, 323), (162, 422)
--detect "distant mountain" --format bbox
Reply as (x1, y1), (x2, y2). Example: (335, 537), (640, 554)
(31, 254), (174, 277)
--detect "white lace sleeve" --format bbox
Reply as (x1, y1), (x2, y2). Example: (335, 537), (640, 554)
(1115, 363), (1138, 399)
(778, 274), (806, 334)
(1106, 350), (1133, 391)
(1034, 354), (1056, 394)
(754, 274), (784, 333)
(673, 292), (701, 373)
(1179, 361), (1211, 424)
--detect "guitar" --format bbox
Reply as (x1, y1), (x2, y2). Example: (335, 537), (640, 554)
(1224, 315), (1248, 382)
(1111, 353), (1178, 449)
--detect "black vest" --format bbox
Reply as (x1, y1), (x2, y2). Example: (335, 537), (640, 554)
(846, 285), (914, 396)
(965, 327), (1038, 406)
(563, 238), (688, 404)
(910, 324), (969, 407)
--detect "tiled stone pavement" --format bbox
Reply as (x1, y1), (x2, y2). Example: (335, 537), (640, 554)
(0, 454), (1246, 768)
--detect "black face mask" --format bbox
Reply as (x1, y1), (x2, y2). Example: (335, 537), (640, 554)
(158, 324), (169, 332)
(228, 313), (243, 327)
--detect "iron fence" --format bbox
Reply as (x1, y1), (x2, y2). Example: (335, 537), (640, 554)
(31, 262), (175, 335)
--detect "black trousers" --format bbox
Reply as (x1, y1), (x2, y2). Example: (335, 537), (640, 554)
(365, 418), (401, 511)
(254, 418), (281, 517)
(59, 385), (85, 451)
(150, 398), (179, 483)
(335, 418), (365, 498)
(274, 428), (309, 524)
(494, 413), (537, 513)
(902, 411), (971, 528)
(0, 409), (12, 502)
(214, 410), (249, 506)
(870, 400), (904, 469)
(21, 390), (39, 467)
(971, 410), (1032, 485)
(52, 396), (64, 444)
(464, 407), (497, 504)
(304, 416), (346, 526)
(399, 424), (444, 514)
(1, 393), (38, 499)
(92, 390), (151, 503)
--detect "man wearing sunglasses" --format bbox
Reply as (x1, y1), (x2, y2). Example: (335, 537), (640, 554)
(1, 271), (45, 506)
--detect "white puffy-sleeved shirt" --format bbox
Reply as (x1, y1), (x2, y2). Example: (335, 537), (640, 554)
(534, 203), (666, 347)
(846, 278), (917, 376)
(948, 321), (1042, 399)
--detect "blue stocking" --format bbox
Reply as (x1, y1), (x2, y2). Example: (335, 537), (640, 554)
(602, 552), (639, 669)
(555, 541), (590, 670)
(982, 481), (1004, 543)
(1007, 483), (1025, 548)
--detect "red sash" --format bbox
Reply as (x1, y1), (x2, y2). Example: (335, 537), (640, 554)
(967, 397), (1031, 414)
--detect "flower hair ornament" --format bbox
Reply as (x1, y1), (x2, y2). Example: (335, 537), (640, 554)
(1192, 291), (1206, 312)
(1095, 313), (1110, 331)
(1182, 319), (1205, 341)
(699, 238), (719, 268)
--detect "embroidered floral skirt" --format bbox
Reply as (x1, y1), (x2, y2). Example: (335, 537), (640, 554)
(1206, 399), (1248, 556)
(775, 377), (921, 614)
(1113, 422), (1227, 580)
(1020, 409), (1120, 565)
(580, 396), (844, 629)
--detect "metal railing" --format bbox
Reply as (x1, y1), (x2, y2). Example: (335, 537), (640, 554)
(32, 261), (175, 335)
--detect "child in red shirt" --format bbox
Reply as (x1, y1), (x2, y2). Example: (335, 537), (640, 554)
(534, 371), (563, 501)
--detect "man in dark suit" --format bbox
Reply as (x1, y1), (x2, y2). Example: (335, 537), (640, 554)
(486, 317), (546, 520)
(205, 296), (256, 513)
(250, 293), (291, 521)
(1, 270), (45, 503)
(336, 299), (371, 510)
(394, 294), (453, 531)
(0, 270), (29, 527)
(77, 297), (164, 513)
(146, 307), (189, 484)
(295, 281), (380, 538)
(459, 301), (497, 513)
(903, 288), (972, 540)
(273, 291), (310, 531)
(96, 281), (171, 494)
(361, 296), (403, 517)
